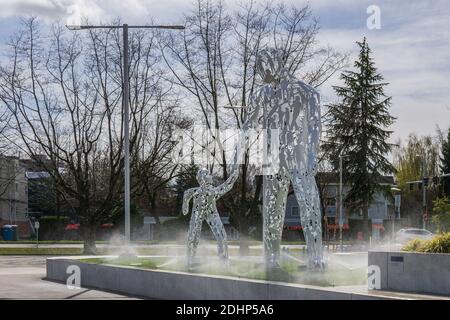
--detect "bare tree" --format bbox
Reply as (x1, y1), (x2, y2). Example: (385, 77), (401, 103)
(132, 101), (191, 224)
(0, 18), (168, 253)
(0, 92), (16, 197)
(0, 106), (10, 152)
(393, 133), (442, 227)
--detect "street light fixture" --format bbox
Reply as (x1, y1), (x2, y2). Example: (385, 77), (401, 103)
(66, 23), (185, 254)
(66, 25), (185, 30)
(65, 25), (84, 30)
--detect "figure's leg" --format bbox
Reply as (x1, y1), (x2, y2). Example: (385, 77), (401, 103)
(186, 210), (203, 267)
(292, 170), (324, 268)
(263, 170), (290, 268)
(206, 210), (228, 260)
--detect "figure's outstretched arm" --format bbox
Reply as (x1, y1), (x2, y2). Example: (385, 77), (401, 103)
(182, 188), (197, 216)
(241, 92), (268, 154)
(307, 90), (321, 174)
(214, 137), (245, 197)
(214, 168), (239, 198)
(309, 91), (321, 149)
(242, 93), (263, 131)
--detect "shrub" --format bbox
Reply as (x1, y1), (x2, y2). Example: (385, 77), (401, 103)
(422, 233), (450, 253)
(402, 239), (427, 252)
(402, 233), (450, 254)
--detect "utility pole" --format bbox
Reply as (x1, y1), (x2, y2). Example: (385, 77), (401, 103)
(66, 23), (184, 253)
(122, 24), (131, 245)
(339, 152), (349, 252)
(421, 156), (427, 230)
(390, 187), (401, 246)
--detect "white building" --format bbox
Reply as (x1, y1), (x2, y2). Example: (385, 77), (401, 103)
(0, 156), (29, 238)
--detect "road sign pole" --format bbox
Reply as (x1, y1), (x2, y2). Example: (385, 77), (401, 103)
(123, 24), (131, 247)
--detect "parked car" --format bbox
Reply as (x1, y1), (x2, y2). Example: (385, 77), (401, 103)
(395, 228), (433, 243)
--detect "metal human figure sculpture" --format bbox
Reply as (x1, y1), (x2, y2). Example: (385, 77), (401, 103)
(182, 144), (242, 267)
(244, 48), (324, 269)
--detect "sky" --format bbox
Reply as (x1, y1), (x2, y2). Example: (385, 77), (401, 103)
(0, 0), (449, 143)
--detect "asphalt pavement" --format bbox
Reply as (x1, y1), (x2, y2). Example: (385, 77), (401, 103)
(0, 255), (139, 299)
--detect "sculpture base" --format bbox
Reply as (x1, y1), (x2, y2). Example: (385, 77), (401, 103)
(45, 256), (423, 300)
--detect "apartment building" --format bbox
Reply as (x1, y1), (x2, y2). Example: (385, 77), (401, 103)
(0, 156), (29, 238)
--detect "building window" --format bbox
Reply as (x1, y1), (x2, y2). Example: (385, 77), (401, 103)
(325, 197), (336, 206)
(291, 206), (299, 217)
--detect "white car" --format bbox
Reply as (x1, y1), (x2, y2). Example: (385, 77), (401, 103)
(395, 228), (433, 244)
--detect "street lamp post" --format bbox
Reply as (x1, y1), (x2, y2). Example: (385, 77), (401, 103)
(66, 23), (184, 251)
(421, 155), (428, 230)
(414, 154), (428, 230)
(338, 152), (349, 253)
(123, 24), (131, 245)
(390, 186), (401, 247)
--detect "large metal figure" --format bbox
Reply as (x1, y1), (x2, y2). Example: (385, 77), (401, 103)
(244, 48), (324, 269)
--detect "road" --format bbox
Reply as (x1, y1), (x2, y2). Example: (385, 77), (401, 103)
(0, 255), (139, 299)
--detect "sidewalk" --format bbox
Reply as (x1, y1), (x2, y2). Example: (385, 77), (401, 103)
(0, 256), (140, 299)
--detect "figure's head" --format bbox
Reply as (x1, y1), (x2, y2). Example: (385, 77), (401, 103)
(256, 48), (285, 84)
(196, 168), (213, 187)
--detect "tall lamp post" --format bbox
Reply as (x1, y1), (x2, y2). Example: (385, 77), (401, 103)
(66, 23), (184, 251)
(338, 152), (350, 252)
(413, 154), (428, 230)
(390, 186), (401, 247)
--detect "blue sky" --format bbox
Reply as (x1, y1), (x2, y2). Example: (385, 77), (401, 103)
(0, 0), (449, 143)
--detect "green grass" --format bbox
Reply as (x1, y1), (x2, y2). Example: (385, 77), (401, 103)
(0, 239), (357, 256)
(0, 240), (162, 245)
(1, 239), (356, 246)
(0, 247), (84, 255)
(80, 257), (159, 269)
(0, 240), (112, 245)
(0, 240), (82, 244)
(78, 256), (366, 287)
(0, 246), (167, 255)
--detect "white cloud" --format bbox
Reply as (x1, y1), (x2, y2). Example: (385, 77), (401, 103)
(0, 0), (191, 23)
(1, 0), (449, 141)
(316, 0), (450, 142)
(0, 0), (67, 19)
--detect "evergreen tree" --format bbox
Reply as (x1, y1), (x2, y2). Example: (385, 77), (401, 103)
(441, 127), (450, 197)
(323, 38), (396, 239)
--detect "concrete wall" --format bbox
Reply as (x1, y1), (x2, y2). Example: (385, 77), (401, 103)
(368, 251), (450, 296)
(47, 257), (392, 300)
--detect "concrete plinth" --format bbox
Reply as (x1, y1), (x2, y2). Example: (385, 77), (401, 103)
(368, 251), (450, 296)
(46, 256), (428, 300)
